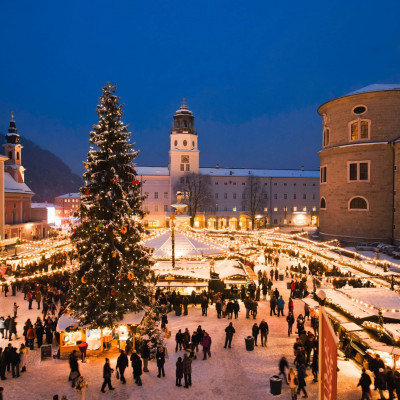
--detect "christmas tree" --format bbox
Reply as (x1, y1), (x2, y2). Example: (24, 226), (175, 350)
(69, 83), (152, 327)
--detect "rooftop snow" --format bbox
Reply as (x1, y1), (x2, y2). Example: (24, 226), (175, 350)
(347, 84), (400, 96)
(136, 167), (170, 176)
(31, 202), (55, 208)
(56, 193), (81, 198)
(4, 172), (33, 194)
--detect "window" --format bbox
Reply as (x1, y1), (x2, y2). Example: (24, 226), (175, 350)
(273, 207), (278, 212)
(154, 192), (158, 199)
(242, 193), (246, 199)
(233, 193), (237, 199)
(350, 119), (370, 140)
(293, 194), (297, 200)
(274, 194), (277, 200)
(349, 196), (369, 210)
(215, 193), (219, 199)
(292, 206), (297, 212)
(312, 194), (316, 200)
(180, 164), (184, 171)
(264, 207), (268, 212)
(323, 129), (330, 146)
(233, 182), (236, 185)
(352, 105), (367, 115)
(265, 183), (268, 186)
(320, 198), (326, 209)
(283, 183), (287, 186)
(183, 140), (187, 146)
(312, 206), (316, 211)
(192, 141), (195, 147)
(303, 194), (306, 200)
(215, 182), (218, 185)
(186, 164), (190, 171)
(8, 151), (12, 159)
(283, 207), (287, 212)
(17, 152), (20, 161)
(233, 206), (237, 212)
(294, 183), (297, 186)
(174, 140), (178, 146)
(284, 194), (287, 199)
(303, 207), (307, 211)
(164, 205), (168, 212)
(224, 193), (227, 199)
(242, 182), (245, 185)
(180, 177), (184, 183)
(274, 219), (278, 224)
(224, 182), (227, 185)
(303, 183), (306, 186)
(320, 166), (327, 184)
(181, 155), (189, 163)
(348, 161), (370, 182)
(264, 193), (268, 199)
(274, 183), (277, 186)
(224, 206), (227, 211)
(164, 192), (168, 199)
(154, 205), (158, 212)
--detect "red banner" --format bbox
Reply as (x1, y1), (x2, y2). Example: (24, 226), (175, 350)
(319, 307), (339, 400)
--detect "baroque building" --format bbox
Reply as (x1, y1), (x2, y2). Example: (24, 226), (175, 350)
(137, 101), (319, 229)
(318, 84), (400, 243)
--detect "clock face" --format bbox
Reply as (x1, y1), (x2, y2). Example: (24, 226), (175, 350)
(181, 155), (189, 163)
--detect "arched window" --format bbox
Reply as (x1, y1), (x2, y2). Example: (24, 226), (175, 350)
(183, 120), (187, 128)
(349, 196), (369, 211)
(320, 197), (326, 209)
(174, 140), (178, 147)
(323, 129), (330, 147)
(350, 119), (370, 140)
(183, 140), (187, 146)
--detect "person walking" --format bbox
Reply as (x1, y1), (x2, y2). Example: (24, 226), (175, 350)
(176, 357), (183, 387)
(297, 363), (308, 398)
(183, 352), (192, 388)
(224, 322), (235, 349)
(26, 291), (33, 310)
(259, 319), (269, 347)
(287, 312), (295, 337)
(69, 350), (80, 388)
(270, 296), (277, 316)
(132, 353), (143, 386)
(100, 358), (115, 393)
(19, 344), (27, 373)
(141, 341), (150, 373)
(35, 290), (41, 310)
(357, 368), (372, 400)
(75, 376), (88, 400)
(252, 323), (259, 346)
(116, 350), (128, 384)
(13, 303), (19, 318)
(288, 367), (298, 400)
(156, 347), (166, 378)
(375, 368), (387, 400)
(202, 332), (212, 360)
(279, 356), (289, 384)
(277, 296), (285, 317)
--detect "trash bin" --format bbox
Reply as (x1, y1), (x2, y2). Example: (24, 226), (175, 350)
(270, 375), (282, 395)
(245, 336), (254, 351)
(279, 274), (284, 281)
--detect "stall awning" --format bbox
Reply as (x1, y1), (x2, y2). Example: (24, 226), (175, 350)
(302, 297), (319, 308)
(156, 281), (208, 287)
(341, 322), (364, 332)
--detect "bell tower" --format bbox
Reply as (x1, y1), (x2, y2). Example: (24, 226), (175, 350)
(169, 99), (200, 191)
(3, 114), (25, 183)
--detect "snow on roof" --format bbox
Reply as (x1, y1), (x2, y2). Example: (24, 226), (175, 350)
(214, 259), (247, 279)
(4, 172), (33, 194)
(144, 231), (224, 257)
(56, 313), (80, 332)
(56, 193), (81, 199)
(135, 167), (169, 176)
(199, 167), (320, 178)
(31, 202), (55, 208)
(119, 310), (145, 325)
(347, 84), (400, 96)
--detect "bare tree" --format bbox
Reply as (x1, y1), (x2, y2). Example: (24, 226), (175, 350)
(174, 172), (213, 227)
(241, 174), (267, 229)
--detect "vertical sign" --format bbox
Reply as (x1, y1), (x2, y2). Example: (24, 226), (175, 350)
(318, 306), (339, 400)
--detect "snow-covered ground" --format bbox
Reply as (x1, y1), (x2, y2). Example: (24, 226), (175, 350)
(0, 267), (372, 400)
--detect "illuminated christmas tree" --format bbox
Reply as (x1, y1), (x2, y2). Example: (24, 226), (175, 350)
(69, 83), (152, 327)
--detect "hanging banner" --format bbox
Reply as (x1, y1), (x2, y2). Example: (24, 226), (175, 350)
(319, 306), (339, 400)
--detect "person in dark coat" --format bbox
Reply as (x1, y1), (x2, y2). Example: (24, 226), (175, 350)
(191, 331), (199, 352)
(224, 322), (235, 349)
(175, 329), (184, 352)
(69, 350), (80, 388)
(279, 357), (289, 384)
(215, 300), (222, 319)
(201, 297), (208, 316)
(176, 357), (183, 386)
(286, 312), (295, 337)
(296, 363), (308, 398)
(156, 347), (165, 377)
(375, 368), (387, 400)
(252, 323), (259, 346)
(35, 320), (44, 348)
(357, 368), (372, 400)
(386, 367), (396, 400)
(259, 320), (269, 347)
(183, 352), (192, 388)
(226, 300), (234, 319)
(183, 296), (189, 315)
(270, 297), (277, 316)
(100, 358), (115, 392)
(10, 347), (20, 378)
(202, 332), (212, 360)
(233, 300), (240, 319)
(132, 353), (143, 386)
(141, 341), (150, 372)
(0, 349), (6, 380)
(116, 350), (128, 384)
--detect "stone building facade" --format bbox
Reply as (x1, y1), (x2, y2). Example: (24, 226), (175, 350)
(136, 101), (320, 229)
(318, 84), (400, 243)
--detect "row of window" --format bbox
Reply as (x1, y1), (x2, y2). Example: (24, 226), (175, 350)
(173, 139), (195, 147)
(144, 205), (170, 212)
(147, 192), (169, 199)
(214, 193), (316, 200)
(63, 198), (79, 203)
(320, 196), (369, 211)
(214, 181), (317, 187)
(320, 161), (370, 184)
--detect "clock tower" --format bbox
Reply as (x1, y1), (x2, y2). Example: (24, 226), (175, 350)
(169, 99), (199, 194)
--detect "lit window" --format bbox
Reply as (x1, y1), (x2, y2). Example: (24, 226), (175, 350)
(264, 207), (268, 212)
(349, 196), (368, 210)
(320, 166), (327, 183)
(273, 207), (278, 212)
(233, 207), (237, 212)
(303, 207), (307, 211)
(350, 119), (370, 140)
(348, 161), (370, 182)
(312, 206), (316, 211)
(292, 206), (297, 212)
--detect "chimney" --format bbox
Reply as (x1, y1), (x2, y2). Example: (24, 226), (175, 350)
(215, 163), (219, 169)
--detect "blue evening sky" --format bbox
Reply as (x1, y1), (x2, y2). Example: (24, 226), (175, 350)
(1, 1), (399, 174)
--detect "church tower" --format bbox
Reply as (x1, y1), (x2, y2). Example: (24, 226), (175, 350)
(3, 115), (25, 183)
(169, 99), (200, 194)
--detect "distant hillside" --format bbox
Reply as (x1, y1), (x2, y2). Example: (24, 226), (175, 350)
(3, 136), (83, 202)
